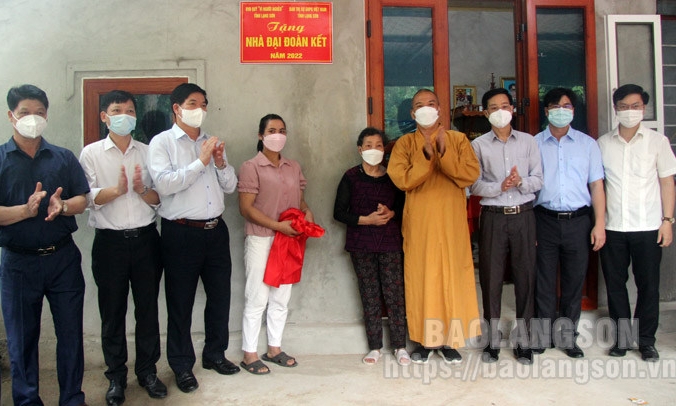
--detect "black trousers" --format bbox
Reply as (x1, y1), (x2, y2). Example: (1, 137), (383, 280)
(600, 230), (661, 347)
(534, 210), (591, 345)
(161, 217), (232, 373)
(479, 209), (536, 338)
(92, 225), (162, 382)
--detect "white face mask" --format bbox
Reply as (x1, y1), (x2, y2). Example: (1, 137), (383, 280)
(414, 106), (439, 128)
(179, 107), (206, 128)
(106, 113), (136, 136)
(488, 109), (513, 129)
(616, 109), (643, 128)
(12, 113), (47, 139)
(361, 149), (384, 166)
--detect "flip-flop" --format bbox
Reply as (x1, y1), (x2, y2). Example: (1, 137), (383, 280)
(262, 351), (298, 367)
(240, 360), (270, 375)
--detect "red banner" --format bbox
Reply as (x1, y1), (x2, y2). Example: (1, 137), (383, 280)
(240, 2), (333, 64)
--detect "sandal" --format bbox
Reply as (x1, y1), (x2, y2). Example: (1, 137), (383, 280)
(362, 349), (381, 365)
(262, 351), (298, 367)
(394, 348), (411, 366)
(240, 359), (270, 375)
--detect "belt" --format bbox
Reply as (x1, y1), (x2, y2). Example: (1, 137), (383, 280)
(4, 235), (73, 256)
(536, 205), (591, 220)
(95, 223), (156, 239)
(482, 201), (533, 215)
(171, 217), (220, 230)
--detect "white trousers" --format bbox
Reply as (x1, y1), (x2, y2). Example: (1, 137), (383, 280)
(241, 235), (293, 353)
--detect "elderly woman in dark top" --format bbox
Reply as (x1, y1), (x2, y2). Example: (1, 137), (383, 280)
(333, 127), (409, 365)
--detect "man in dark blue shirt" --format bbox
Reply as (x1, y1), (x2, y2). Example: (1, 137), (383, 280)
(0, 84), (90, 406)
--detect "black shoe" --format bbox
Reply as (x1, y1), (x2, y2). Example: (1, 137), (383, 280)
(532, 342), (555, 354)
(564, 344), (584, 359)
(513, 346), (533, 365)
(608, 345), (627, 357)
(175, 370), (199, 393)
(638, 345), (659, 362)
(203, 357), (241, 375)
(139, 373), (168, 399)
(481, 345), (500, 363)
(410, 345), (432, 364)
(105, 379), (126, 406)
(437, 347), (462, 364)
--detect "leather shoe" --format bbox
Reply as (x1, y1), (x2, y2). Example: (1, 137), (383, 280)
(564, 344), (584, 358)
(481, 345), (500, 363)
(513, 346), (533, 365)
(203, 357), (241, 375)
(105, 379), (126, 406)
(175, 370), (199, 393)
(139, 373), (168, 399)
(639, 345), (659, 362)
(532, 342), (555, 355)
(608, 345), (627, 357)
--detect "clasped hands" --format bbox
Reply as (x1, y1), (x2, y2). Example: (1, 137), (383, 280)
(501, 165), (522, 192)
(422, 125), (446, 158)
(200, 136), (226, 168)
(366, 203), (394, 226)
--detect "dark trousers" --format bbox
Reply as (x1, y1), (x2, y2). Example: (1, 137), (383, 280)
(161, 218), (232, 373)
(92, 225), (162, 382)
(600, 230), (661, 347)
(535, 210), (591, 345)
(0, 240), (85, 406)
(350, 251), (407, 349)
(479, 209), (536, 338)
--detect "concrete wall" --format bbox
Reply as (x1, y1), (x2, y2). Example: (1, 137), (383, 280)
(0, 0), (370, 367)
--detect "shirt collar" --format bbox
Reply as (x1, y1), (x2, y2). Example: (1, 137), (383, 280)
(611, 124), (645, 143)
(170, 123), (206, 141)
(8, 136), (50, 157)
(543, 126), (577, 143)
(103, 135), (138, 152)
(254, 150), (290, 167)
(490, 129), (517, 142)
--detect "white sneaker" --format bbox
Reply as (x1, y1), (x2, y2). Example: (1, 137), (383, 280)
(362, 349), (381, 365)
(394, 348), (411, 366)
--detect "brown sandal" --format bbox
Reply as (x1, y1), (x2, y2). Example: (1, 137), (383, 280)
(239, 360), (270, 375)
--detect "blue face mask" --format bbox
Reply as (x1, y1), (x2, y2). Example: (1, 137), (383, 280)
(547, 108), (573, 128)
(106, 114), (137, 136)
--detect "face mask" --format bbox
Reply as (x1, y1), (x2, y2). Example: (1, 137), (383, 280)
(263, 133), (286, 152)
(547, 108), (574, 128)
(12, 113), (47, 139)
(616, 109), (643, 128)
(106, 113), (136, 136)
(488, 109), (513, 129)
(414, 106), (439, 128)
(179, 107), (206, 128)
(361, 149), (384, 166)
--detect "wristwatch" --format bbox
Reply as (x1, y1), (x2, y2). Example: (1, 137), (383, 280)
(662, 216), (675, 224)
(61, 201), (68, 215)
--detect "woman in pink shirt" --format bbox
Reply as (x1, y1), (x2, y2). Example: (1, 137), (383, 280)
(237, 114), (314, 375)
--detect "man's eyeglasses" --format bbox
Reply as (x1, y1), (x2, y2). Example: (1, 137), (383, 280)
(548, 104), (573, 110)
(616, 103), (644, 111)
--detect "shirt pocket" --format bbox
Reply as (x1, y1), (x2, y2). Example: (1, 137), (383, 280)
(630, 153), (656, 178)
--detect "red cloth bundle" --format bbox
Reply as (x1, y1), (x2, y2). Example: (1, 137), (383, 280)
(263, 208), (325, 288)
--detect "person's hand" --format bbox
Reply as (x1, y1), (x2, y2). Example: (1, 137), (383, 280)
(377, 203), (394, 222)
(199, 136), (218, 166)
(435, 125), (446, 156)
(303, 208), (315, 224)
(45, 187), (64, 221)
(657, 222), (673, 247)
(116, 165), (129, 196)
(212, 140), (225, 168)
(25, 182), (47, 218)
(132, 164), (146, 194)
(590, 225), (606, 251)
(277, 219), (300, 237)
(501, 165), (522, 191)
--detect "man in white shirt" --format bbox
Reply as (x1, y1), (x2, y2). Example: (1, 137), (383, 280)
(79, 90), (166, 405)
(148, 83), (239, 393)
(598, 84), (676, 362)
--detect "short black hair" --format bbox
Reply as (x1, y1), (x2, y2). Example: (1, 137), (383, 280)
(357, 127), (388, 147)
(543, 87), (577, 107)
(7, 84), (49, 111)
(170, 83), (208, 106)
(257, 113), (286, 152)
(100, 90), (137, 112)
(482, 88), (513, 110)
(612, 84), (649, 106)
